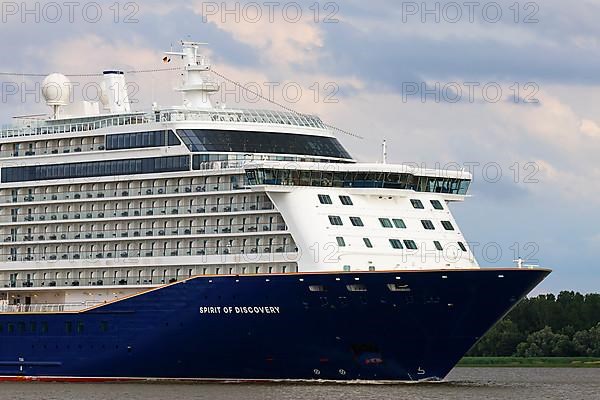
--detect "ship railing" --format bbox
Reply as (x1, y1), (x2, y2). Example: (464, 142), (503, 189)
(0, 182), (251, 204)
(0, 264), (299, 290)
(3, 243), (297, 263)
(0, 114), (148, 139)
(0, 142), (105, 158)
(1, 219), (286, 244)
(0, 301), (102, 313)
(155, 108), (326, 129)
(0, 202), (275, 224)
(0, 108), (326, 139)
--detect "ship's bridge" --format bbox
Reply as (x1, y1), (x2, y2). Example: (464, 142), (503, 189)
(244, 161), (472, 199)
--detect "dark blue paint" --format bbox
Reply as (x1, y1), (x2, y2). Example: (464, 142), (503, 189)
(0, 268), (549, 381)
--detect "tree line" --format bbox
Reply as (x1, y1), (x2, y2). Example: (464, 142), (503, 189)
(468, 291), (600, 357)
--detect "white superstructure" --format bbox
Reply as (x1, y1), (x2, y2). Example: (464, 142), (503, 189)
(0, 41), (474, 312)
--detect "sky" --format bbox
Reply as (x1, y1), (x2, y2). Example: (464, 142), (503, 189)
(0, 0), (598, 293)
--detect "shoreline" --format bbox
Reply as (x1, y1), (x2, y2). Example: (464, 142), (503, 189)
(458, 357), (600, 368)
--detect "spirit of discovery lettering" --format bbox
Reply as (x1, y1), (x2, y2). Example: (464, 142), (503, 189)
(199, 306), (281, 315)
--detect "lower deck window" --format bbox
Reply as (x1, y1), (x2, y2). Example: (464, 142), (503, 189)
(346, 284), (367, 292)
(421, 220), (435, 230)
(379, 218), (393, 228)
(389, 239), (403, 249)
(387, 283), (411, 292)
(392, 218), (406, 228)
(403, 240), (418, 250)
(329, 216), (343, 226)
(441, 221), (455, 231)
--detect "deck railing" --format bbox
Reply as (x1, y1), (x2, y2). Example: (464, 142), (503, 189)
(0, 114), (147, 139)
(0, 301), (102, 313)
(0, 108), (326, 139)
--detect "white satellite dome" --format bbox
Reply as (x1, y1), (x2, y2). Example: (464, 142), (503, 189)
(42, 73), (71, 106)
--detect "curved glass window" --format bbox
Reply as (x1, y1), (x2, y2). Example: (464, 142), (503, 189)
(245, 168), (471, 195)
(1, 156), (190, 182)
(106, 130), (180, 150)
(178, 129), (351, 159)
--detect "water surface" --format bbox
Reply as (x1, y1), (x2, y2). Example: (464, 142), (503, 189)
(1, 368), (598, 400)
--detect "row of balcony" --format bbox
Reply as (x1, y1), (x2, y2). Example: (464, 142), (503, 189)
(3, 223), (287, 244)
(4, 244), (298, 263)
(0, 143), (105, 158)
(3, 273), (186, 289)
(1, 183), (246, 204)
(3, 203), (275, 223)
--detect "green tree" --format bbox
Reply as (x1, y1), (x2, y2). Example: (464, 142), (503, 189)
(573, 323), (600, 357)
(469, 320), (524, 356)
(516, 326), (574, 357)
(471, 292), (600, 357)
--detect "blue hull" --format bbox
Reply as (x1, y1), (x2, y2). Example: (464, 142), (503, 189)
(0, 268), (549, 381)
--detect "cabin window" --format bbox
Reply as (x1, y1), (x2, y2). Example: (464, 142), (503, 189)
(379, 218), (393, 228)
(350, 217), (364, 227)
(328, 216), (343, 226)
(458, 241), (467, 252)
(421, 220), (435, 230)
(318, 194), (332, 204)
(363, 238), (373, 248)
(403, 240), (418, 250)
(339, 195), (353, 205)
(430, 200), (444, 210)
(392, 218), (406, 228)
(389, 239), (403, 249)
(441, 221), (455, 231)
(410, 199), (424, 209)
(336, 237), (346, 247)
(434, 241), (443, 251)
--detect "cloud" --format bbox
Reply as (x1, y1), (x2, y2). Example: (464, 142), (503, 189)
(580, 119), (600, 138)
(190, 0), (325, 68)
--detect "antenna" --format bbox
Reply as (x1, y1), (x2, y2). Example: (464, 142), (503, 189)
(166, 40), (218, 109)
(382, 139), (387, 164)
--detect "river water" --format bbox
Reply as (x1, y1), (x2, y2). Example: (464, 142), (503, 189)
(1, 368), (598, 400)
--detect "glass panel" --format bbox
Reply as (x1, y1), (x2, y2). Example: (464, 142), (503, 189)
(177, 129), (352, 159)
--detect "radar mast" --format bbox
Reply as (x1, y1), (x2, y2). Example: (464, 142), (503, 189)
(165, 41), (220, 109)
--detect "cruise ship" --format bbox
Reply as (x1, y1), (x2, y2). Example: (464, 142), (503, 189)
(0, 41), (549, 382)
